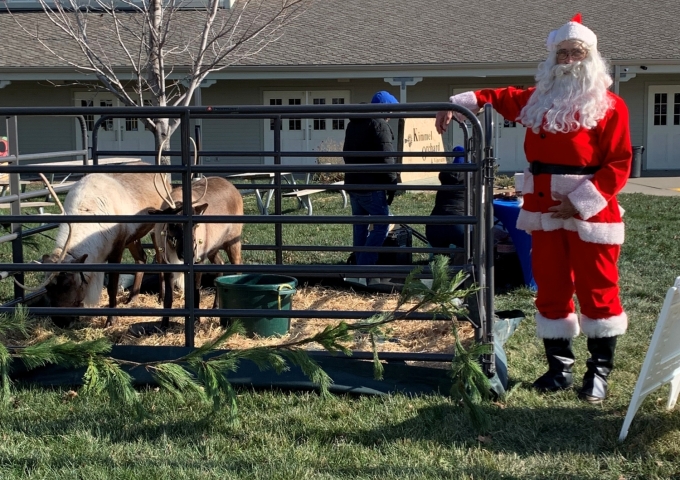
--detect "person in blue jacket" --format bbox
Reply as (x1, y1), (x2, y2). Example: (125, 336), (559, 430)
(343, 90), (400, 267)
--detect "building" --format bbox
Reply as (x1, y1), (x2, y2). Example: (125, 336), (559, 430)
(1, 0), (679, 174)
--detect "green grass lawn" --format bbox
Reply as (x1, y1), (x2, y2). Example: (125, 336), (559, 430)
(2, 192), (680, 479)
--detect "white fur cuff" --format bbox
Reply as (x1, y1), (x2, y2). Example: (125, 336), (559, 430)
(449, 91), (480, 118)
(536, 312), (580, 339)
(580, 312), (628, 338)
(568, 179), (608, 220)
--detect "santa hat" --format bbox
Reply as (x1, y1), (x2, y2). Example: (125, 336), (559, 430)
(546, 13), (597, 51)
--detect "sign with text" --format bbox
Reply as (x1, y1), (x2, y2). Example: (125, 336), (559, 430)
(397, 118), (447, 182)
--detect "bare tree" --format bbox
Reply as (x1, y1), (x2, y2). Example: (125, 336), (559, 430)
(12, 0), (311, 162)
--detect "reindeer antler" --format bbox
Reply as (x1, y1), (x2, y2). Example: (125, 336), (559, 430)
(38, 173), (65, 215)
(192, 177), (210, 206)
(154, 137), (201, 209)
(13, 227), (73, 292)
(154, 137), (177, 209)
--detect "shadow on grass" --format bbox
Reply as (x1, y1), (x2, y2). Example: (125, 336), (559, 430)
(338, 401), (680, 457)
(6, 386), (678, 459)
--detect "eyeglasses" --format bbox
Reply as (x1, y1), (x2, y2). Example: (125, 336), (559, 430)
(556, 48), (588, 60)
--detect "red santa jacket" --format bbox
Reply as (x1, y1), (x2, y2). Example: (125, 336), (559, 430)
(453, 87), (632, 245)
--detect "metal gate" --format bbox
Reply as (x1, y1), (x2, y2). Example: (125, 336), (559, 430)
(0, 102), (497, 379)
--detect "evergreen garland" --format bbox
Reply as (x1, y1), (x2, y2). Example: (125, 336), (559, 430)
(0, 256), (493, 432)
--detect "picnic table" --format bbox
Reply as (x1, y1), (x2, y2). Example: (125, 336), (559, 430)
(281, 179), (347, 215)
(225, 172), (297, 215)
(225, 172), (348, 215)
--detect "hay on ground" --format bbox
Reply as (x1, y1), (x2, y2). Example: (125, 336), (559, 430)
(9, 284), (475, 357)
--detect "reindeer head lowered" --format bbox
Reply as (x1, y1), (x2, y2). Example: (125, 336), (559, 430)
(149, 202), (209, 263)
(41, 251), (90, 327)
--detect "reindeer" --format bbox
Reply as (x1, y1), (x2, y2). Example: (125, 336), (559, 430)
(149, 176), (243, 328)
(40, 171), (172, 327)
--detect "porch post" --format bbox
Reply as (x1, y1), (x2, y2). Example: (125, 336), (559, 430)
(385, 77), (423, 103)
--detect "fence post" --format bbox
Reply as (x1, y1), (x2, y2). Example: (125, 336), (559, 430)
(181, 111), (196, 348)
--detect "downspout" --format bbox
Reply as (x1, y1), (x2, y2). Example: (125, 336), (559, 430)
(612, 65), (621, 94)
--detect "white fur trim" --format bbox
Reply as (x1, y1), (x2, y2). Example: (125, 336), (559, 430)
(516, 209), (542, 232)
(449, 91), (480, 118)
(540, 212), (565, 232)
(547, 21), (597, 50)
(516, 210), (624, 245)
(567, 179), (608, 220)
(580, 312), (628, 338)
(550, 173), (593, 198)
(522, 167), (534, 194)
(536, 312), (580, 339)
(574, 219), (624, 245)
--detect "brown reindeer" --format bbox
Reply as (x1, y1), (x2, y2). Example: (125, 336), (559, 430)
(149, 176), (243, 328)
(41, 171), (171, 327)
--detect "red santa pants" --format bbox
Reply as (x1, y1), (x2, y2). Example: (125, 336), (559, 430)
(531, 229), (623, 321)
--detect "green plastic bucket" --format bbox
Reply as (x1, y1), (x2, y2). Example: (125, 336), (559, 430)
(214, 274), (298, 337)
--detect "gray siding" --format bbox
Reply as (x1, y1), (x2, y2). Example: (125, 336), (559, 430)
(619, 77), (645, 147)
(0, 82), (76, 159)
(3, 73), (680, 173)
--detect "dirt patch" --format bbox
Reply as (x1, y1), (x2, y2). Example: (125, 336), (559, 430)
(10, 284), (474, 355)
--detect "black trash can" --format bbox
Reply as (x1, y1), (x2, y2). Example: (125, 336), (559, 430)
(630, 146), (644, 178)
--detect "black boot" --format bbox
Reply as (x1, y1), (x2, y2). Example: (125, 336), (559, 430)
(532, 338), (575, 392)
(579, 336), (617, 404)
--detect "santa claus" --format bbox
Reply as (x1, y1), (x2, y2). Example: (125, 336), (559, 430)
(435, 14), (632, 404)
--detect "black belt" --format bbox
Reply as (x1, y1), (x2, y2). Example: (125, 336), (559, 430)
(529, 161), (600, 175)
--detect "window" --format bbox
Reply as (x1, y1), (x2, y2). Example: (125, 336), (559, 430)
(269, 98), (282, 130)
(81, 100), (94, 131)
(332, 98), (345, 130)
(654, 93), (667, 126)
(99, 100), (114, 131)
(313, 98), (326, 130)
(288, 98), (301, 130)
(674, 93), (680, 126)
(126, 100), (153, 131)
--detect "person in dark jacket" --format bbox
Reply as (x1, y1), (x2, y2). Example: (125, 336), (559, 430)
(343, 90), (400, 266)
(425, 145), (467, 249)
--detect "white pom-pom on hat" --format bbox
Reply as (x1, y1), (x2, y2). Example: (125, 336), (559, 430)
(545, 13), (597, 51)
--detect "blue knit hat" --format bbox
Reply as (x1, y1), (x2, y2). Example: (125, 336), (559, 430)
(371, 91), (399, 104)
(452, 145), (466, 164)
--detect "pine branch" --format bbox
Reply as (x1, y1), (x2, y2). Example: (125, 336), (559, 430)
(183, 319), (244, 362)
(369, 333), (384, 381)
(280, 349), (333, 398)
(83, 357), (140, 412)
(1, 255), (494, 432)
(17, 337), (112, 370)
(0, 304), (29, 338)
(150, 363), (207, 402)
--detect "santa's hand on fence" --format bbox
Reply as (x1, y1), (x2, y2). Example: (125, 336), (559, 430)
(435, 110), (467, 134)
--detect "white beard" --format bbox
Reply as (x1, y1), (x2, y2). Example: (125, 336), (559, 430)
(519, 57), (613, 134)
